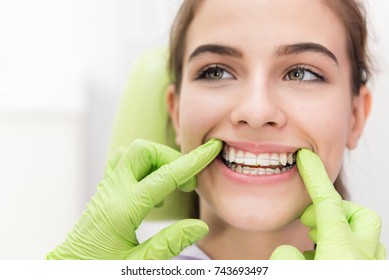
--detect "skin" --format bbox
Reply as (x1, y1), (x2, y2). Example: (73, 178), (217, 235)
(167, 0), (371, 260)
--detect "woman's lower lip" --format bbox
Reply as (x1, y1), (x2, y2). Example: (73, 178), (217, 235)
(216, 157), (298, 185)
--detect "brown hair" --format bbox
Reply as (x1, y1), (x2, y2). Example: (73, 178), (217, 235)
(168, 0), (371, 199)
(168, 0), (204, 92)
(323, 0), (370, 94)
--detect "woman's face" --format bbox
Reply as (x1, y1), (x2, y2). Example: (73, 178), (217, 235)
(169, 0), (368, 231)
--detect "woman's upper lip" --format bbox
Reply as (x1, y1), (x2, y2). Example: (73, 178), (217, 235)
(221, 140), (300, 154)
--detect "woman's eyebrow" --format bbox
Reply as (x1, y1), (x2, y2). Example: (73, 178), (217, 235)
(275, 42), (338, 65)
(188, 44), (243, 62)
(188, 43), (338, 65)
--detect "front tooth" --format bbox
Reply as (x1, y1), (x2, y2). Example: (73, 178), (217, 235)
(270, 153), (280, 165)
(235, 150), (244, 164)
(258, 169), (265, 175)
(236, 165), (243, 173)
(265, 168), (275, 175)
(244, 152), (257, 166)
(257, 153), (270, 166)
(280, 153), (287, 166)
(242, 166), (250, 174)
(229, 146), (236, 162)
(287, 153), (294, 165)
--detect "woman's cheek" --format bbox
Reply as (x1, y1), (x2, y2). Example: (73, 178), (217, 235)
(179, 91), (228, 150)
(293, 98), (350, 183)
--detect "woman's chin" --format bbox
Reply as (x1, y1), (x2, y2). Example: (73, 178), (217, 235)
(200, 195), (309, 233)
(220, 206), (306, 232)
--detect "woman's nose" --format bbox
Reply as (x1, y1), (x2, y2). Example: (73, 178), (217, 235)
(230, 83), (287, 129)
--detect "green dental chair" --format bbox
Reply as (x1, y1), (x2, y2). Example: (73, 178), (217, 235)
(109, 48), (196, 220)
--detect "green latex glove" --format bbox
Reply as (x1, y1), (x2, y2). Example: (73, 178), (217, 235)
(47, 138), (222, 259)
(271, 148), (386, 260)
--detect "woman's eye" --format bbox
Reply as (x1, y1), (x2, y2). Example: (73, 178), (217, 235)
(196, 65), (234, 81)
(285, 67), (324, 82)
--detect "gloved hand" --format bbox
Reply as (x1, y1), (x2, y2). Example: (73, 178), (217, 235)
(271, 148), (386, 260)
(46, 138), (222, 259)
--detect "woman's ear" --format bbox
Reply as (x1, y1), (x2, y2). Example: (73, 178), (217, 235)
(347, 85), (372, 149)
(166, 84), (181, 146)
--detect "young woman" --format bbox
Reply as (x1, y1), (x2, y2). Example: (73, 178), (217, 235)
(47, 0), (385, 260)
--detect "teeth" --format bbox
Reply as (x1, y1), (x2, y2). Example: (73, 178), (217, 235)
(222, 145), (296, 168)
(227, 164), (294, 175)
(270, 153), (279, 165)
(265, 168), (275, 174)
(231, 165), (287, 175)
(229, 146), (236, 162)
(280, 153), (287, 166)
(244, 152), (257, 166)
(250, 168), (257, 175)
(287, 153), (294, 165)
(235, 150), (244, 164)
(242, 166), (250, 174)
(257, 153), (270, 166)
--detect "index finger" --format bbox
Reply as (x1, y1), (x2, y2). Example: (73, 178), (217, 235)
(297, 148), (349, 232)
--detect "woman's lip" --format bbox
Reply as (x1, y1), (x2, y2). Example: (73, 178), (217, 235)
(216, 157), (298, 185)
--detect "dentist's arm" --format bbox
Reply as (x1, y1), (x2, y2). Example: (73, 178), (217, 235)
(47, 139), (222, 259)
(271, 148), (386, 260)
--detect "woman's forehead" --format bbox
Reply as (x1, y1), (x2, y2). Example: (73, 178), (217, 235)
(184, 0), (348, 63)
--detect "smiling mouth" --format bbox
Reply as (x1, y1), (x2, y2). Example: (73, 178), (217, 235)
(221, 144), (297, 175)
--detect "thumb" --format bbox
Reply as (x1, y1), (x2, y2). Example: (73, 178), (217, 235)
(270, 245), (306, 260)
(127, 219), (209, 260)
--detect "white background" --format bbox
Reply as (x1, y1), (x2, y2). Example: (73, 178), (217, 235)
(0, 0), (388, 259)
